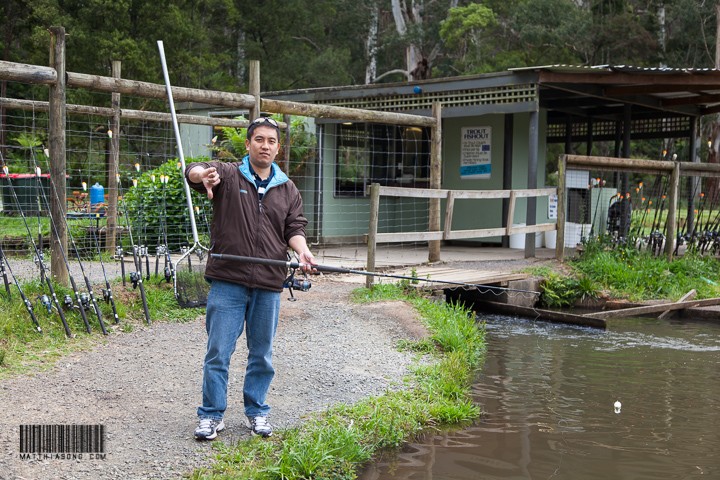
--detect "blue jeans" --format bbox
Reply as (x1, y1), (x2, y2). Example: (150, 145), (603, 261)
(197, 279), (281, 420)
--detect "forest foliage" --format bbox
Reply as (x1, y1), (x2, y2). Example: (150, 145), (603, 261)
(2, 0), (719, 98)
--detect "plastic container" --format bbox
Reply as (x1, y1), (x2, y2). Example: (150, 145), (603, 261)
(90, 182), (105, 206)
(545, 230), (557, 249)
(509, 224), (543, 249)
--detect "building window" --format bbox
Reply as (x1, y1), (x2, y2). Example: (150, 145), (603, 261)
(335, 123), (430, 197)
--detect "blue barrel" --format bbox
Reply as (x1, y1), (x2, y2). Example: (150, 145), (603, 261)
(90, 182), (105, 206)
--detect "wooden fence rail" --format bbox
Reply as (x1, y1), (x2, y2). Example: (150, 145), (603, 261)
(364, 183), (557, 287)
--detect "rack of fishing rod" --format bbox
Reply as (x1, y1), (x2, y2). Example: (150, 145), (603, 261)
(0, 151), (194, 338)
(589, 175), (720, 257)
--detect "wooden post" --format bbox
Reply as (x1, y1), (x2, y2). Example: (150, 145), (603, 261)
(665, 160), (680, 260)
(428, 102), (442, 263)
(556, 154), (567, 261)
(443, 191), (455, 240)
(366, 183), (380, 288)
(48, 26), (68, 286)
(106, 60), (121, 253)
(249, 60), (260, 121)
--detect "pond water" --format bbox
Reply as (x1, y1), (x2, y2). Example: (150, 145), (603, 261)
(361, 315), (720, 479)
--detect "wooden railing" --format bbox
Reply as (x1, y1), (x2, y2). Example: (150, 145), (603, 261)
(365, 183), (557, 285)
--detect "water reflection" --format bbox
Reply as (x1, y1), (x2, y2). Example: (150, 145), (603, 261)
(361, 315), (720, 479)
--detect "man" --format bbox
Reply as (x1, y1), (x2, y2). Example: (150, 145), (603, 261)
(185, 116), (315, 440)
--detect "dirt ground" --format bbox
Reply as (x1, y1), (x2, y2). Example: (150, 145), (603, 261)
(0, 276), (428, 480)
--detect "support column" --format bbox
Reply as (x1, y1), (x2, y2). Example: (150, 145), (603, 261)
(619, 105), (632, 239)
(106, 60), (120, 253)
(428, 102), (442, 263)
(48, 26), (68, 286)
(501, 114), (514, 248)
(249, 60), (260, 121)
(525, 110), (539, 258)
(686, 117), (699, 236)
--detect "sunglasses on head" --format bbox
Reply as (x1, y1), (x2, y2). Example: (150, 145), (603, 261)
(251, 117), (279, 127)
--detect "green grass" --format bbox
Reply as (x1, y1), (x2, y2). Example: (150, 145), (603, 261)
(190, 283), (485, 480)
(0, 274), (204, 379)
(548, 237), (720, 303)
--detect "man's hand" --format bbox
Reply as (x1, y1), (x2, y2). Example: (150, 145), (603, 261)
(297, 250), (317, 273)
(189, 166), (220, 199)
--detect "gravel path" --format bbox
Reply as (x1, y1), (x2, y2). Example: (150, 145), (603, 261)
(0, 276), (428, 480)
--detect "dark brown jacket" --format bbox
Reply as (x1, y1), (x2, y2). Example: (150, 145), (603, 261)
(185, 159), (307, 291)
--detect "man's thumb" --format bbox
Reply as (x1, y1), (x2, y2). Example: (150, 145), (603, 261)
(206, 186), (214, 200)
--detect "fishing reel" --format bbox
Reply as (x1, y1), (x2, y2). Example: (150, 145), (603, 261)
(114, 245), (124, 260)
(130, 271), (142, 289)
(63, 294), (75, 310)
(34, 252), (47, 271)
(283, 258), (311, 301)
(38, 294), (53, 313)
(102, 288), (113, 303)
(79, 292), (91, 309)
(163, 265), (173, 283)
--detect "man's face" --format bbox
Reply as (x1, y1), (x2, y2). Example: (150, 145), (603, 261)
(245, 125), (279, 171)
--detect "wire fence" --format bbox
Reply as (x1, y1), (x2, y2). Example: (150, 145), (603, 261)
(560, 154), (720, 259)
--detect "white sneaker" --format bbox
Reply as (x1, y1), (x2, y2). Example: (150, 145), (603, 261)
(246, 415), (273, 437)
(194, 417), (225, 440)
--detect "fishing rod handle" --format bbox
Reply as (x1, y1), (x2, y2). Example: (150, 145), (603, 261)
(210, 253), (351, 274)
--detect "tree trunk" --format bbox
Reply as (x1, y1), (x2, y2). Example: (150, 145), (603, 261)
(390, 0), (421, 79)
(365, 2), (379, 84)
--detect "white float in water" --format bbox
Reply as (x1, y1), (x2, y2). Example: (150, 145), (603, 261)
(614, 400), (622, 414)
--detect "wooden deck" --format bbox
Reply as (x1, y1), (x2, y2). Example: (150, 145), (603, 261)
(385, 266), (529, 290)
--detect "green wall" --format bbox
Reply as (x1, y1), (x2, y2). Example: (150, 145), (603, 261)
(441, 112), (550, 244)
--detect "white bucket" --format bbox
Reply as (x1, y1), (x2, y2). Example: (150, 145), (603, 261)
(545, 230), (557, 249)
(509, 224), (543, 249)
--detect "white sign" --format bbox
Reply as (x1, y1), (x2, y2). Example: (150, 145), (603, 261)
(548, 193), (558, 219)
(460, 126), (492, 179)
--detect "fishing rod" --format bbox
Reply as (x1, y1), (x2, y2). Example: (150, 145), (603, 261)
(132, 165), (152, 282)
(88, 221), (120, 324)
(31, 151), (107, 335)
(209, 253), (542, 297)
(31, 163), (93, 334)
(156, 174), (173, 283)
(0, 161), (72, 337)
(117, 173), (151, 324)
(0, 243), (42, 332)
(0, 248), (10, 298)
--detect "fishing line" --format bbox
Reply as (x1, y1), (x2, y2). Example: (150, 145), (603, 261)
(31, 158), (94, 334)
(117, 172), (151, 324)
(1, 154), (72, 337)
(210, 253), (542, 297)
(0, 242), (42, 332)
(34, 148), (110, 333)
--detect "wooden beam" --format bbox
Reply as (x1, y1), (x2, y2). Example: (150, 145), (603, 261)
(565, 154), (674, 173)
(658, 289), (696, 320)
(583, 297), (720, 320)
(374, 231), (444, 243)
(0, 97), (263, 128)
(48, 26), (68, 287)
(479, 301), (607, 329)
(0, 60), (57, 84)
(261, 98), (436, 128)
(428, 102), (442, 263)
(443, 191), (455, 240)
(67, 71), (256, 108)
(366, 183), (380, 288)
(445, 227), (507, 240)
(557, 154), (567, 261)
